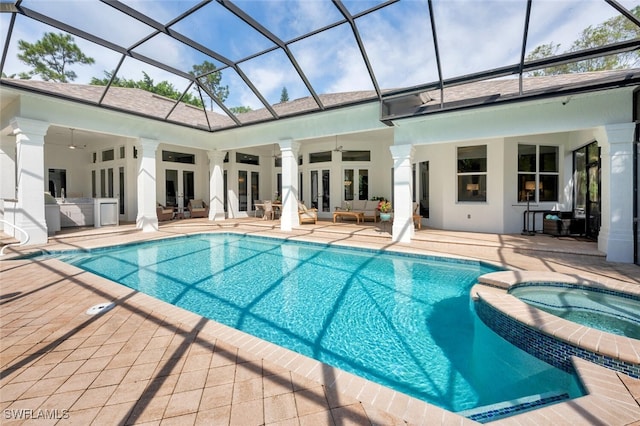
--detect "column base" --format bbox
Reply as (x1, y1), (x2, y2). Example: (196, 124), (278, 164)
(136, 215), (159, 232)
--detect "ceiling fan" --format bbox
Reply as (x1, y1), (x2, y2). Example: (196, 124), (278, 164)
(68, 128), (86, 150)
(333, 135), (343, 152)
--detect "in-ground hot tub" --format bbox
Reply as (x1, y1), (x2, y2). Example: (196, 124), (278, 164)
(509, 284), (640, 339)
(472, 271), (640, 381)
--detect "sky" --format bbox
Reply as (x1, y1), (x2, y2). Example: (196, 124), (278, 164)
(1, 0), (638, 113)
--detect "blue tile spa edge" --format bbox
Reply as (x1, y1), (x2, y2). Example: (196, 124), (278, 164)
(475, 297), (640, 379)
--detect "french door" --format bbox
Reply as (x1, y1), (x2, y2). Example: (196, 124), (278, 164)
(574, 142), (600, 238)
(310, 169), (330, 212)
(166, 169), (194, 212)
(95, 166), (125, 218)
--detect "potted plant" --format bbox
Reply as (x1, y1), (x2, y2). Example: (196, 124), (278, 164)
(378, 200), (392, 221)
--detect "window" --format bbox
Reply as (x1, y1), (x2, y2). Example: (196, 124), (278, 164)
(236, 152), (259, 165)
(276, 173), (282, 200)
(457, 145), (486, 202)
(342, 150), (370, 162)
(344, 169), (354, 201)
(92, 152), (97, 163)
(119, 167), (125, 214)
(309, 151), (331, 163)
(299, 172), (303, 203)
(119, 146), (125, 159)
(163, 150), (195, 164)
(101, 149), (114, 162)
(91, 170), (96, 197)
(100, 169), (106, 197)
(517, 144), (558, 202)
(107, 168), (114, 197)
(419, 161), (429, 218)
(251, 172), (259, 211)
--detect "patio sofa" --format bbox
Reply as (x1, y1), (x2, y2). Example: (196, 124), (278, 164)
(336, 200), (379, 222)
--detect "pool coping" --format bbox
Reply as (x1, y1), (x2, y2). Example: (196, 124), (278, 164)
(471, 271), (640, 424)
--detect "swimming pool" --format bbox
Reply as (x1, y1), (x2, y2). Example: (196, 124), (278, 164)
(39, 233), (581, 412)
(510, 284), (640, 339)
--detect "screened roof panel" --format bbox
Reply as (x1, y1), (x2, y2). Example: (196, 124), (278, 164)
(342, 0), (389, 16)
(118, 0), (202, 26)
(20, 0), (152, 48)
(131, 32), (224, 75)
(357, 0), (439, 90)
(211, 66), (270, 121)
(289, 22), (375, 94)
(101, 56), (193, 119)
(239, 49), (313, 108)
(1, 0), (638, 131)
(526, 1), (626, 56)
(2, 15), (125, 83)
(170, 1), (277, 63)
(235, 0), (345, 41)
(111, 55), (187, 93)
(433, 0), (528, 79)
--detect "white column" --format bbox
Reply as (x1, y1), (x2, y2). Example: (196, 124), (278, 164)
(11, 117), (49, 245)
(279, 139), (301, 231)
(208, 150), (226, 220)
(136, 138), (159, 232)
(390, 144), (415, 243)
(599, 123), (634, 263)
(0, 136), (16, 200)
(0, 135), (16, 232)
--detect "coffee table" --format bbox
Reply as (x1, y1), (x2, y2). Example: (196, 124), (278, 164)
(333, 210), (365, 224)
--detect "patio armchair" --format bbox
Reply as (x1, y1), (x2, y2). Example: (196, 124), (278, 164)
(298, 202), (318, 224)
(413, 202), (422, 230)
(157, 203), (174, 221)
(187, 199), (209, 218)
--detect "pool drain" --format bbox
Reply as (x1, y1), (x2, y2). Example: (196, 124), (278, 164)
(86, 302), (115, 316)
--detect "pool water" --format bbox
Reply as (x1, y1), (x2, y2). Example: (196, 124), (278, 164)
(511, 285), (640, 339)
(42, 233), (581, 412)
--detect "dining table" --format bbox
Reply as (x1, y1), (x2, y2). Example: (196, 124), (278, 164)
(254, 202), (282, 218)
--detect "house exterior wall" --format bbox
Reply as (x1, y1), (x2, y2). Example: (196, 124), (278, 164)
(0, 82), (636, 262)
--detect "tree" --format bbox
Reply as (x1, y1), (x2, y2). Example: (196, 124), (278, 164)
(17, 32), (95, 82)
(229, 106), (252, 114)
(189, 60), (229, 110)
(90, 70), (203, 108)
(526, 6), (640, 75)
(280, 86), (289, 102)
(525, 43), (570, 76)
